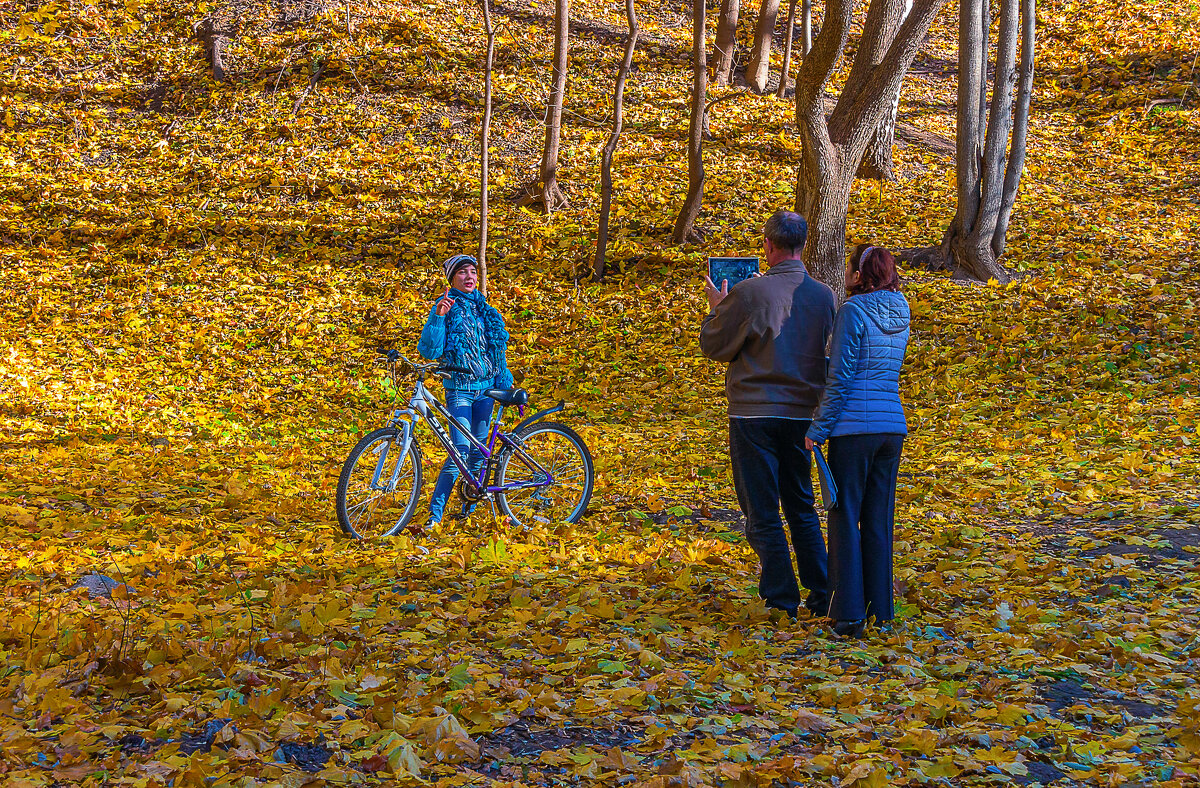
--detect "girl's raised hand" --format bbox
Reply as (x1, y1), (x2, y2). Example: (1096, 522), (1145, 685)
(435, 287), (455, 317)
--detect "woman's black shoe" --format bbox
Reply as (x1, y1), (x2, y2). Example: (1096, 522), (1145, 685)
(832, 619), (866, 638)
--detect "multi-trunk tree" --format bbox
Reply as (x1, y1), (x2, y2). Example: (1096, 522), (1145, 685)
(939, 0), (1035, 283)
(792, 0), (950, 295)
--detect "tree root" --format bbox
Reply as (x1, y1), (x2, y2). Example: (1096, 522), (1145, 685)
(896, 245), (1019, 284)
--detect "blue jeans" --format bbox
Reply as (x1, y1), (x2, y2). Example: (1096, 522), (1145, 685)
(429, 390), (495, 522)
(825, 433), (904, 622)
(729, 418), (829, 616)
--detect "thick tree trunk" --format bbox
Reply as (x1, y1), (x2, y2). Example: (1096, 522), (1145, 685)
(478, 0), (496, 293)
(672, 0), (707, 244)
(775, 0), (798, 97)
(746, 0), (780, 92)
(595, 0), (639, 280)
(713, 0), (740, 86)
(524, 0), (570, 212)
(795, 148), (854, 297)
(940, 0), (1032, 283)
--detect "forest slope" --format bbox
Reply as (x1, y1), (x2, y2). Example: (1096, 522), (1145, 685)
(1, 0), (1199, 785)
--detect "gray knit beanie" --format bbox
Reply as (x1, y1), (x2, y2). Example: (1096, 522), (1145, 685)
(443, 254), (477, 282)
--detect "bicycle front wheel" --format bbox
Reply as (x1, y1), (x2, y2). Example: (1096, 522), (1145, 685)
(497, 422), (593, 528)
(336, 428), (423, 539)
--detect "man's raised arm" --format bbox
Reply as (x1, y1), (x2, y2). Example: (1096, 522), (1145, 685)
(699, 285), (749, 363)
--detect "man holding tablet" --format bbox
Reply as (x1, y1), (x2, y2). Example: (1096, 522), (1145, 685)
(699, 210), (837, 620)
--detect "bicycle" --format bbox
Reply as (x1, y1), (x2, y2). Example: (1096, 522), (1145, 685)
(335, 350), (594, 539)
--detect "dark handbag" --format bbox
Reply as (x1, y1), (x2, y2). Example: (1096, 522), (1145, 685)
(812, 446), (838, 511)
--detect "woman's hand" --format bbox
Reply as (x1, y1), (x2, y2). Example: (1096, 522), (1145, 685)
(435, 287), (456, 317)
(805, 437), (816, 451)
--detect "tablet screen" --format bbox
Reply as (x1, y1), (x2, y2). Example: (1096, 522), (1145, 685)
(707, 257), (760, 289)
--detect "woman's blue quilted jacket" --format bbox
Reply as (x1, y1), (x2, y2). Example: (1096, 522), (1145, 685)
(808, 289), (910, 443)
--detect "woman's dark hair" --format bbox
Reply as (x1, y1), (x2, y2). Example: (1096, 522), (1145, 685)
(847, 244), (901, 296)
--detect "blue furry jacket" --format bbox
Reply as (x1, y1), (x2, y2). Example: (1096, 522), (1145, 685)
(808, 289), (910, 444)
(417, 288), (514, 392)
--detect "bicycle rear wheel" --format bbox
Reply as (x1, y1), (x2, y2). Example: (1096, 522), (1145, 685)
(497, 422), (593, 528)
(336, 428), (423, 539)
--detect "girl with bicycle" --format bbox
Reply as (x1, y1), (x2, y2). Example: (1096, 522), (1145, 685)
(417, 254), (514, 526)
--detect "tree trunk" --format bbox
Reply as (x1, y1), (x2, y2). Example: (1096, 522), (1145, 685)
(775, 0), (798, 97)
(801, 0), (812, 54)
(857, 0), (913, 180)
(194, 12), (236, 82)
(940, 0), (1032, 283)
(478, 0), (496, 293)
(746, 0), (780, 92)
(795, 144), (854, 296)
(992, 0), (1034, 258)
(525, 0), (570, 212)
(595, 0), (639, 280)
(672, 0), (707, 244)
(792, 0), (950, 294)
(713, 0), (740, 86)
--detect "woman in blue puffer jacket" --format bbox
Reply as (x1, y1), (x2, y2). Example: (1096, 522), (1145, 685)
(417, 254), (514, 527)
(806, 245), (910, 638)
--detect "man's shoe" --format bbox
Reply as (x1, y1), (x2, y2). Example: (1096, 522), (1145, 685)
(805, 597), (830, 618)
(832, 619), (866, 638)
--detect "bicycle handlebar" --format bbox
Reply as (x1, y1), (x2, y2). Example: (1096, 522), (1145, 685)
(376, 349), (471, 378)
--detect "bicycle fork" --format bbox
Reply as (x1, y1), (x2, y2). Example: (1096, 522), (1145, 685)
(372, 412), (417, 493)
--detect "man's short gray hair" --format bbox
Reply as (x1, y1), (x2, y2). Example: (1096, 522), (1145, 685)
(763, 210), (808, 254)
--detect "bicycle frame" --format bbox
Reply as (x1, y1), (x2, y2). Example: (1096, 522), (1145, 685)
(376, 375), (556, 496)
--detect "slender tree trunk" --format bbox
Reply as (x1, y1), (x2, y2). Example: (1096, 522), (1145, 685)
(713, 0), (740, 86)
(478, 0), (496, 293)
(524, 0), (570, 211)
(978, 0), (990, 149)
(672, 0), (707, 244)
(595, 0), (639, 280)
(746, 0), (780, 92)
(940, 0), (1031, 283)
(801, 0), (812, 54)
(775, 0), (798, 97)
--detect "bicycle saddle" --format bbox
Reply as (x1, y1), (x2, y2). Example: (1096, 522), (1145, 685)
(483, 387), (529, 407)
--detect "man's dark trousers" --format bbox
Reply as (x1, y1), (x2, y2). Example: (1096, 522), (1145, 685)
(729, 418), (829, 616)
(826, 433), (904, 622)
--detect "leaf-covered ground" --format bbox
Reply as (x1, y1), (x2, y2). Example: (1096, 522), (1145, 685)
(2, 0), (1199, 785)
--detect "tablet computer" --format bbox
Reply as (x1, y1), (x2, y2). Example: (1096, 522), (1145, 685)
(812, 445), (838, 511)
(708, 256), (760, 289)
